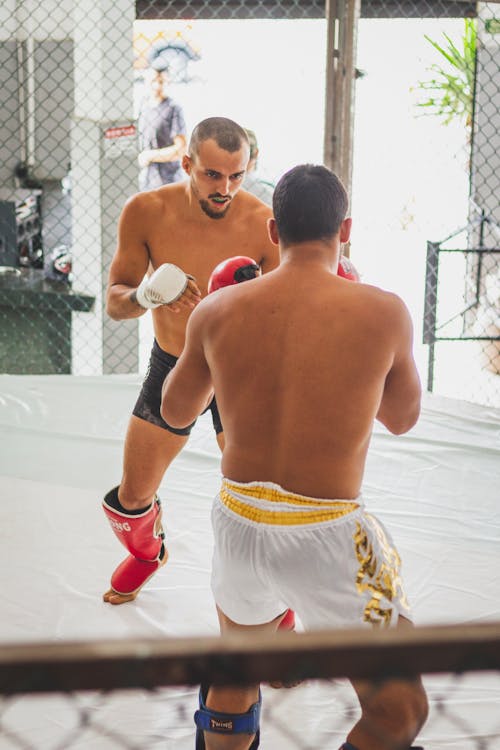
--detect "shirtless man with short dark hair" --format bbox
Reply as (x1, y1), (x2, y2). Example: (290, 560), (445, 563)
(161, 163), (428, 750)
(102, 117), (280, 606)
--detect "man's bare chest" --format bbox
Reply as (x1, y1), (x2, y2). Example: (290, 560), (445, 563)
(147, 221), (266, 292)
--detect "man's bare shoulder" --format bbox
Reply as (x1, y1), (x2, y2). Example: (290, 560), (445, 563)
(195, 275), (256, 318)
(123, 183), (186, 216)
(230, 191), (276, 264)
(354, 281), (412, 329)
(236, 188), (273, 220)
(353, 279), (405, 304)
(185, 285), (228, 334)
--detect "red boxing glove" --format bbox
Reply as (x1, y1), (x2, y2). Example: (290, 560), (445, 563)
(208, 255), (261, 293)
(337, 255), (360, 281)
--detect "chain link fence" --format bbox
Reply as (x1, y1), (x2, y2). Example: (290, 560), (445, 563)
(420, 4), (500, 407)
(4, 680), (500, 750)
(1, 7), (499, 750)
(1, 623), (500, 749)
(0, 0), (498, 405)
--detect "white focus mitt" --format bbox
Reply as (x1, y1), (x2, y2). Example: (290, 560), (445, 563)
(135, 263), (189, 309)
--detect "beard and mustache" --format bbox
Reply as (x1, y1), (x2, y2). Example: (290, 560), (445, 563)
(198, 193), (233, 220)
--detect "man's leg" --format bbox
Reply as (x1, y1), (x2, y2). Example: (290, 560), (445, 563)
(344, 618), (428, 750)
(119, 415), (189, 509)
(103, 415), (188, 604)
(196, 606), (288, 750)
(215, 428), (297, 646)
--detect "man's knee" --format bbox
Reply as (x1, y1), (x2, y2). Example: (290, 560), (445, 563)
(391, 680), (428, 734)
(361, 678), (428, 739)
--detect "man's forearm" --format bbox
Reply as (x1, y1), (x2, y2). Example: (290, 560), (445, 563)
(376, 394), (420, 435)
(161, 365), (214, 428)
(157, 143), (183, 162)
(143, 144), (183, 165)
(106, 284), (147, 321)
(376, 369), (421, 435)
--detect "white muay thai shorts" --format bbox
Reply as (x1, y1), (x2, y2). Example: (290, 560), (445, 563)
(211, 478), (411, 629)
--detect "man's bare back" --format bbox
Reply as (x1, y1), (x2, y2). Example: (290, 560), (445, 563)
(167, 257), (420, 499)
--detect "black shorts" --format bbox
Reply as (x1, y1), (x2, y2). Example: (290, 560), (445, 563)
(132, 340), (223, 436)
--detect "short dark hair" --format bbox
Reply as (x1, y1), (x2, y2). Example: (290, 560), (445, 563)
(189, 117), (249, 157)
(272, 164), (349, 246)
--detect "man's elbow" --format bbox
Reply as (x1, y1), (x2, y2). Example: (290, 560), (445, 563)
(160, 392), (174, 426)
(160, 395), (191, 429)
(105, 290), (123, 321)
(382, 401), (421, 435)
(386, 418), (416, 436)
(106, 304), (121, 321)
(160, 402), (182, 428)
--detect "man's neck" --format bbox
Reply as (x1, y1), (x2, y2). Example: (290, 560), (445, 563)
(280, 240), (340, 273)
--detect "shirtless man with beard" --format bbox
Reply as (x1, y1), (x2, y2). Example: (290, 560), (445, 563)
(101, 117), (281, 608)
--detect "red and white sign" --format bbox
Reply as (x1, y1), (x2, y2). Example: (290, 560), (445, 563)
(104, 125), (136, 140)
(102, 124), (137, 158)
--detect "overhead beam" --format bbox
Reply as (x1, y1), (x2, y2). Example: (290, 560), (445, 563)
(136, 1), (478, 21)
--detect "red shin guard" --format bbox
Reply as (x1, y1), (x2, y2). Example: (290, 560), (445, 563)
(103, 487), (167, 604)
(109, 553), (165, 599)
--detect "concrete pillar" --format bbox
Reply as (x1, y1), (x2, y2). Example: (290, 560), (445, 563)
(71, 0), (139, 374)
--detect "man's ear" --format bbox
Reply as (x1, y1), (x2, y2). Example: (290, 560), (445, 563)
(182, 154), (191, 175)
(267, 217), (279, 245)
(339, 217), (352, 244)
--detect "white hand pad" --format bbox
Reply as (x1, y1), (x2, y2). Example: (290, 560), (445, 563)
(136, 263), (189, 309)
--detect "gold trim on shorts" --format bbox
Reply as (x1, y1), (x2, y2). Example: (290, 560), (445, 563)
(220, 479), (359, 526)
(353, 515), (410, 626)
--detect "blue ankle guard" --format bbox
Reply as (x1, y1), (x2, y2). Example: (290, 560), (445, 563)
(194, 686), (261, 748)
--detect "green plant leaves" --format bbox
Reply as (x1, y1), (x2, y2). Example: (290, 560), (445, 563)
(415, 19), (476, 128)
